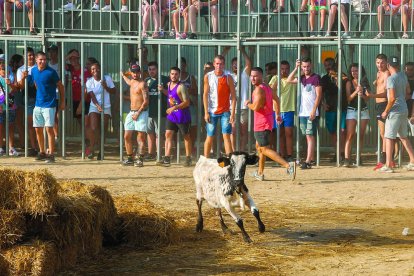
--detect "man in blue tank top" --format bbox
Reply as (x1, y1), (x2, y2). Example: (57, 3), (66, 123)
(157, 67), (192, 167)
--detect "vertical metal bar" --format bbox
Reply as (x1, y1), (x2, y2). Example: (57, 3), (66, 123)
(276, 45), (281, 154)
(119, 44), (124, 162)
(216, 45), (221, 158)
(81, 42), (85, 159)
(356, 44), (362, 166)
(296, 44), (301, 161)
(157, 44), (162, 162)
(336, 36), (343, 167)
(197, 45), (201, 159)
(24, 41), (28, 157)
(377, 43), (383, 163)
(338, 0), (341, 38)
(177, 45), (181, 164)
(41, 0), (45, 35)
(236, 45), (241, 151)
(316, 44), (321, 167)
(138, 0), (142, 38)
(100, 42), (104, 160)
(4, 41), (9, 156)
(61, 41), (66, 158)
(398, 44), (404, 167)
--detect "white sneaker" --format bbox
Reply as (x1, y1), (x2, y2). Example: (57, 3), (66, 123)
(402, 33), (409, 39)
(101, 5), (111, 11)
(63, 2), (74, 10)
(405, 163), (414, 171)
(379, 165), (394, 173)
(342, 32), (351, 39)
(9, 147), (19, 157)
(91, 3), (99, 10)
(120, 5), (128, 12)
(251, 171), (264, 181)
(0, 148), (5, 156)
(374, 33), (384, 39)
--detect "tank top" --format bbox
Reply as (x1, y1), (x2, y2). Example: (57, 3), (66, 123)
(181, 73), (196, 105)
(348, 80), (367, 109)
(167, 81), (191, 124)
(253, 84), (274, 131)
(207, 71), (231, 114)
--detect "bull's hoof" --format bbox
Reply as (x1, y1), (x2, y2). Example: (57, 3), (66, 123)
(243, 235), (253, 243)
(258, 222), (265, 233)
(196, 222), (203, 233)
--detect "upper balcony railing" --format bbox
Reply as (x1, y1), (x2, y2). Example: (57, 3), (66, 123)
(1, 0), (414, 40)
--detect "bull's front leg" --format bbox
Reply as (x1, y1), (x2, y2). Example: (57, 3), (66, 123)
(222, 200), (252, 243)
(216, 208), (233, 235)
(196, 199), (204, 232)
(241, 189), (265, 233)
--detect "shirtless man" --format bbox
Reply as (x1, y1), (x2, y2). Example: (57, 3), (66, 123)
(121, 62), (149, 167)
(368, 54), (391, 170)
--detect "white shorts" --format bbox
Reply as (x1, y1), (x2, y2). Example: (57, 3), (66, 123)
(383, 3), (408, 15)
(346, 108), (370, 120)
(89, 104), (111, 116)
(33, 107), (56, 128)
(124, 110), (148, 132)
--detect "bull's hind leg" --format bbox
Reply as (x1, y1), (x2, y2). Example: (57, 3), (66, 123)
(241, 189), (265, 233)
(216, 208), (233, 234)
(223, 201), (252, 243)
(196, 199), (204, 232)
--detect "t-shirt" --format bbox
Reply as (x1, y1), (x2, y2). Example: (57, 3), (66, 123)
(231, 68), (249, 110)
(387, 72), (408, 114)
(17, 64), (36, 99)
(407, 79), (414, 116)
(299, 73), (320, 117)
(66, 64), (91, 102)
(321, 73), (348, 112)
(85, 75), (115, 109)
(146, 75), (169, 118)
(269, 75), (296, 112)
(331, 0), (350, 3)
(0, 76), (16, 110)
(31, 65), (60, 108)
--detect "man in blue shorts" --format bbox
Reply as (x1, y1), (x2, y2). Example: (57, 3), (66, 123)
(31, 51), (65, 163)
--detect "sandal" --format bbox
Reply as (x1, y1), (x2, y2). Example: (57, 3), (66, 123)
(152, 31), (159, 38)
(30, 29), (37, 35)
(272, 6), (284, 13)
(3, 29), (12, 35)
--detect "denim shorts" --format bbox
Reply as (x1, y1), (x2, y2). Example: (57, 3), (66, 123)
(325, 111), (347, 134)
(33, 106), (56, 127)
(299, 116), (319, 136)
(206, 111), (232, 136)
(0, 109), (16, 124)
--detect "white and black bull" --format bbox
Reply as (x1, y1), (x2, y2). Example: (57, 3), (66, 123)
(193, 152), (265, 243)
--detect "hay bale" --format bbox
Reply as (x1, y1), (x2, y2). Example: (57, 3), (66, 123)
(2, 240), (59, 276)
(0, 255), (9, 276)
(114, 195), (178, 248)
(0, 209), (26, 249)
(0, 168), (58, 215)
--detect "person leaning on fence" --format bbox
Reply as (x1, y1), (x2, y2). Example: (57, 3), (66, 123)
(1, 0), (38, 35)
(0, 54), (19, 157)
(157, 66), (192, 167)
(269, 60), (297, 162)
(378, 56), (414, 172)
(121, 62), (149, 168)
(343, 64), (371, 167)
(85, 62), (116, 160)
(187, 0), (219, 39)
(31, 51), (65, 163)
(375, 0), (409, 39)
(320, 57), (348, 164)
(203, 55), (236, 158)
(325, 0), (351, 38)
(287, 57), (322, 170)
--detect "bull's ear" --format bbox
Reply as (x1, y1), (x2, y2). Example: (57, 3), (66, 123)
(246, 154), (259, 165)
(217, 157), (230, 168)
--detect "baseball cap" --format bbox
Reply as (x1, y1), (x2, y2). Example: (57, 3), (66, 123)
(0, 54), (5, 61)
(48, 44), (58, 51)
(388, 56), (400, 67)
(129, 61), (141, 72)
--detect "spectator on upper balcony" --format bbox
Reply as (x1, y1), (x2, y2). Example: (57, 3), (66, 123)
(142, 0), (161, 38)
(272, 0), (285, 13)
(188, 0), (219, 39)
(325, 0), (351, 38)
(76, 0), (128, 12)
(303, 0), (328, 37)
(161, 0), (189, 39)
(230, 0), (267, 13)
(2, 0), (38, 35)
(375, 0), (409, 39)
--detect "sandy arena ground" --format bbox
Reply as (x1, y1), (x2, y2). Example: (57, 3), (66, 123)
(2, 155), (414, 275)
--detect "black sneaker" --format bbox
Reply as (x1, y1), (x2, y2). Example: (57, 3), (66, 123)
(87, 152), (95, 160)
(310, 160), (316, 166)
(184, 156), (192, 167)
(300, 162), (311, 170)
(342, 158), (351, 167)
(35, 152), (47, 161)
(135, 155), (144, 167)
(123, 156), (134, 166)
(211, 33), (220, 40)
(28, 148), (38, 157)
(144, 154), (156, 161)
(156, 156), (171, 167)
(45, 154), (55, 163)
(188, 33), (197, 39)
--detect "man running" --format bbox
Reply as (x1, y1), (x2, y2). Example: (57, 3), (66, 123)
(245, 67), (296, 181)
(157, 67), (192, 167)
(121, 62), (149, 167)
(203, 55), (236, 157)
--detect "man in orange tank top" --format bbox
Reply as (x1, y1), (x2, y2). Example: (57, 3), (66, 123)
(245, 67), (296, 181)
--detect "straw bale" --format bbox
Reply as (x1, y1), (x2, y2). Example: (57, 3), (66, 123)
(0, 255), (9, 276)
(0, 168), (58, 215)
(0, 209), (26, 249)
(114, 195), (178, 248)
(2, 240), (59, 276)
